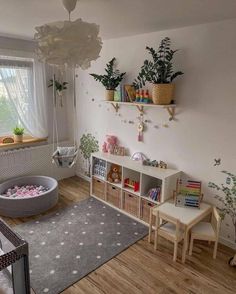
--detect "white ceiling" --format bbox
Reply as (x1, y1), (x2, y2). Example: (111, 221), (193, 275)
(1, 0), (236, 40)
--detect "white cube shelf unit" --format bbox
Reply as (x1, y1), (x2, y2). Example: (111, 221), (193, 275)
(91, 151), (181, 224)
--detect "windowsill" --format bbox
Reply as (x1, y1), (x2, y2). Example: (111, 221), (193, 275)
(0, 136), (48, 150)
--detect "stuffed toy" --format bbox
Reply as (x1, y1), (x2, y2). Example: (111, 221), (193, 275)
(102, 135), (118, 153)
(107, 164), (121, 183)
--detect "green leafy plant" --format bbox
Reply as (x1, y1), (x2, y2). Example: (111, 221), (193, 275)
(209, 170), (236, 242)
(48, 79), (68, 92)
(133, 37), (184, 89)
(13, 126), (24, 135)
(79, 133), (99, 176)
(90, 58), (126, 90)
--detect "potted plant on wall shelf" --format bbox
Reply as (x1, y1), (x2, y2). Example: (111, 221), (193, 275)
(133, 37), (184, 105)
(13, 126), (24, 143)
(90, 57), (126, 101)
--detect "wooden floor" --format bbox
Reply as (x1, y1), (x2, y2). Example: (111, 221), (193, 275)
(3, 176), (236, 294)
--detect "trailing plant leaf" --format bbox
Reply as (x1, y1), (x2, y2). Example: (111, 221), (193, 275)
(133, 37), (184, 89)
(209, 170), (236, 243)
(90, 58), (126, 90)
(48, 79), (68, 92)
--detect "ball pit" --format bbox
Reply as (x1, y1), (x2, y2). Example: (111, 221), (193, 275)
(0, 176), (58, 217)
(2, 185), (49, 198)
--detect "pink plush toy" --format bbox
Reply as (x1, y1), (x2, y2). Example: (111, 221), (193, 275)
(102, 135), (118, 153)
(106, 135), (118, 154)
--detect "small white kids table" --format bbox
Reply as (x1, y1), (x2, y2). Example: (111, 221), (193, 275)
(151, 200), (212, 263)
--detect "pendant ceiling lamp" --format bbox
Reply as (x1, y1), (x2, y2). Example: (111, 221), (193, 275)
(34, 0), (102, 69)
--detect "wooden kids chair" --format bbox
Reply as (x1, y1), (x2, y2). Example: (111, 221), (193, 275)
(189, 207), (221, 259)
(149, 208), (184, 262)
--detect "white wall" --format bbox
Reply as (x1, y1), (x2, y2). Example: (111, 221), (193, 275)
(76, 18), (236, 248)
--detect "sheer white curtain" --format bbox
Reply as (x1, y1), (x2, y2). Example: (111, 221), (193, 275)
(0, 56), (48, 138)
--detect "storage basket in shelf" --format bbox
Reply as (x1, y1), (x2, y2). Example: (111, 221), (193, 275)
(123, 191), (139, 217)
(107, 184), (121, 208)
(92, 178), (106, 200)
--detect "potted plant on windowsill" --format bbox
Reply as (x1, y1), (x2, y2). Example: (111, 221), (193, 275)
(13, 126), (24, 143)
(133, 37), (184, 105)
(90, 57), (126, 101)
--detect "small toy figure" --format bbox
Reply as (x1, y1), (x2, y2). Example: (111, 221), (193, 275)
(102, 142), (108, 153)
(159, 161), (168, 169)
(107, 164), (121, 183)
(143, 159), (159, 167)
(131, 152), (148, 162)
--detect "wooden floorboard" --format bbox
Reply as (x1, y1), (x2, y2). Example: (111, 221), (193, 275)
(3, 176), (236, 294)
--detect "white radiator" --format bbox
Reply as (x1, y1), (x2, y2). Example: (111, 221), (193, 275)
(0, 142), (75, 182)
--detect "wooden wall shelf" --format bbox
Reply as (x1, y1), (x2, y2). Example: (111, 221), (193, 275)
(103, 101), (176, 121)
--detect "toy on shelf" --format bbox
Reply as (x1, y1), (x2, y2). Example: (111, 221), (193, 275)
(102, 135), (126, 156)
(146, 187), (161, 202)
(174, 179), (203, 209)
(143, 159), (168, 169)
(135, 89), (152, 104)
(131, 152), (148, 163)
(93, 158), (106, 179)
(159, 161), (168, 169)
(102, 135), (117, 153)
(124, 178), (140, 192)
(107, 164), (121, 183)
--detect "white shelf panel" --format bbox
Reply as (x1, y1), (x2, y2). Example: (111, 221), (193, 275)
(140, 195), (160, 205)
(107, 181), (122, 189)
(92, 174), (106, 181)
(123, 187), (140, 197)
(92, 152), (180, 180)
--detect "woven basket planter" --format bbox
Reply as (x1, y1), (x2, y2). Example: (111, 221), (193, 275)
(152, 83), (175, 105)
(13, 134), (23, 143)
(105, 89), (115, 101)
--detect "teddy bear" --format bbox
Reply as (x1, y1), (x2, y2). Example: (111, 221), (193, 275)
(107, 164), (121, 183)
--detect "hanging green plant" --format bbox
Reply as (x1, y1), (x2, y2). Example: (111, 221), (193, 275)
(48, 79), (68, 92)
(79, 133), (99, 176)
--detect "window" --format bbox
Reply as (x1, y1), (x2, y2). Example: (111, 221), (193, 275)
(0, 55), (48, 139)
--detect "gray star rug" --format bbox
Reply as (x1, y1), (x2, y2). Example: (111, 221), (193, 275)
(15, 197), (148, 294)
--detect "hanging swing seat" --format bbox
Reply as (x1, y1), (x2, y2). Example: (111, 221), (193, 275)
(52, 146), (78, 168)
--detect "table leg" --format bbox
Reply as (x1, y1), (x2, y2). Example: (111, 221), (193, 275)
(182, 226), (189, 263)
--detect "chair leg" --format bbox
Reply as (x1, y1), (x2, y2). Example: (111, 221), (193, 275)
(189, 235), (194, 256)
(148, 210), (153, 243)
(213, 241), (218, 259)
(173, 241), (178, 262)
(154, 215), (159, 250)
